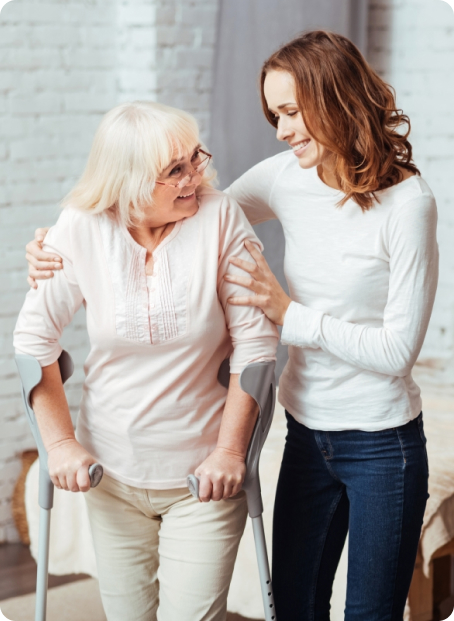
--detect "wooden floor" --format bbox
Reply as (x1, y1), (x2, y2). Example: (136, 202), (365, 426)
(0, 542), (91, 601)
(0, 543), (259, 620)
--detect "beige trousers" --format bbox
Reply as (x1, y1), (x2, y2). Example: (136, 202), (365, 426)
(84, 475), (248, 621)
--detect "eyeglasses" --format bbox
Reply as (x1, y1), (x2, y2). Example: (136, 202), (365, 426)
(155, 149), (212, 189)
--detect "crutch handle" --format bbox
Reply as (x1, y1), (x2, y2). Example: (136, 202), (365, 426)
(88, 463), (104, 488)
(16, 352), (104, 502)
(187, 474), (199, 499)
(187, 360), (276, 515)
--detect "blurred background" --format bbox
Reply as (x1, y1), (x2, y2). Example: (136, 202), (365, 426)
(0, 0), (453, 617)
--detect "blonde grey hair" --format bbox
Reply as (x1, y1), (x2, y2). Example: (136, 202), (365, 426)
(62, 101), (215, 227)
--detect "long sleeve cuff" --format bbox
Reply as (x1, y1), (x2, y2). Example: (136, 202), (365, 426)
(281, 301), (324, 349)
(229, 335), (279, 374)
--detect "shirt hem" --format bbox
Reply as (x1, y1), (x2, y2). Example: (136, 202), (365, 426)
(278, 392), (422, 432)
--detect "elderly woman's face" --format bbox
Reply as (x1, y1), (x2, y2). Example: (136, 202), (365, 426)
(143, 145), (203, 227)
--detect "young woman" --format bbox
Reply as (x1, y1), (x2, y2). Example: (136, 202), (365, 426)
(15, 101), (278, 621)
(25, 31), (438, 621)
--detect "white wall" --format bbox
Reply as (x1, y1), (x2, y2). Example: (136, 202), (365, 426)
(368, 0), (454, 382)
(0, 0), (217, 543)
(1, 0), (453, 542)
(0, 0), (119, 543)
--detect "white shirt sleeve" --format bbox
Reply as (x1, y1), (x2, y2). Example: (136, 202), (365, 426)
(14, 209), (84, 366)
(217, 196), (279, 373)
(281, 194), (439, 377)
(224, 156), (280, 225)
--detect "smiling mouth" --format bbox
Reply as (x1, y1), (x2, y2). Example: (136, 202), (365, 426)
(291, 139), (311, 154)
(177, 192), (195, 200)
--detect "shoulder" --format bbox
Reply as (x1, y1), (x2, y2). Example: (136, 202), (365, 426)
(379, 175), (437, 221)
(379, 177), (438, 250)
(197, 186), (247, 220)
(253, 149), (295, 171)
(53, 205), (95, 230)
(196, 186), (261, 245)
(239, 150), (295, 183)
(45, 206), (99, 251)
(226, 150), (294, 191)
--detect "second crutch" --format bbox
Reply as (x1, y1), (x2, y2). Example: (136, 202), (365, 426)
(187, 359), (277, 621)
(15, 350), (103, 621)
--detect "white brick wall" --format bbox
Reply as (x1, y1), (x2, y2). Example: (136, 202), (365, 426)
(0, 0), (218, 543)
(0, 0), (117, 543)
(368, 0), (454, 382)
(1, 0), (453, 543)
(154, 0), (218, 142)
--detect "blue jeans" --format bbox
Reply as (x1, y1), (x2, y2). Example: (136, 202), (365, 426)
(272, 411), (429, 621)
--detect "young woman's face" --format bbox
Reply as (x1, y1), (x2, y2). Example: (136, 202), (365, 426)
(144, 145), (203, 226)
(263, 70), (329, 170)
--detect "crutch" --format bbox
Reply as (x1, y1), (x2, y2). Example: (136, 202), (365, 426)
(187, 359), (277, 621)
(15, 350), (103, 621)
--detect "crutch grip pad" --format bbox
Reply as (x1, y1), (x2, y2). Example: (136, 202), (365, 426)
(187, 474), (200, 499)
(89, 463), (103, 488)
(38, 466), (54, 510)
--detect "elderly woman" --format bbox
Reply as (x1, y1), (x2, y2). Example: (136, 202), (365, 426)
(14, 101), (278, 621)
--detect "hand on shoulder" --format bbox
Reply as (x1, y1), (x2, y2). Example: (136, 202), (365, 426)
(26, 227), (62, 288)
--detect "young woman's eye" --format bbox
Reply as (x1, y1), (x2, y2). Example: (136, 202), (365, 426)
(287, 111), (297, 117)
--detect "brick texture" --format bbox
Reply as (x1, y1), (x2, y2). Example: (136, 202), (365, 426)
(368, 0), (454, 383)
(0, 0), (218, 543)
(1, 0), (453, 542)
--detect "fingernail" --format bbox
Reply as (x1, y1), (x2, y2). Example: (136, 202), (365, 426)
(55, 263), (62, 268)
(54, 257), (61, 262)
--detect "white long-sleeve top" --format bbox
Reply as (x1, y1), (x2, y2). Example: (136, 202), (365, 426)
(227, 151), (439, 431)
(14, 187), (278, 488)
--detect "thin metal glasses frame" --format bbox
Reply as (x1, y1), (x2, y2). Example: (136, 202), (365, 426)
(155, 149), (212, 189)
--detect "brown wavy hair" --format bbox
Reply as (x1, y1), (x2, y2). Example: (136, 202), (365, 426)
(260, 30), (420, 210)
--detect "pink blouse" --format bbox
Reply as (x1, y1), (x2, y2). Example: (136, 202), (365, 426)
(14, 187), (278, 489)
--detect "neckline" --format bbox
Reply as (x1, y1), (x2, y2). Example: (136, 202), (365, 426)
(309, 164), (344, 196)
(121, 218), (183, 255)
(308, 163), (419, 198)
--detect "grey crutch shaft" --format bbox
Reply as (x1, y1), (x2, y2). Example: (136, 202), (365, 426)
(251, 516), (276, 621)
(35, 508), (51, 621)
(15, 351), (103, 621)
(188, 360), (277, 621)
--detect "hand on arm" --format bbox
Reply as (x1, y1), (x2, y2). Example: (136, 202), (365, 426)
(31, 361), (97, 492)
(226, 239), (291, 326)
(195, 374), (258, 502)
(26, 227), (62, 289)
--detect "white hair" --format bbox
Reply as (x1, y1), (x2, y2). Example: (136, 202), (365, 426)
(62, 101), (215, 227)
